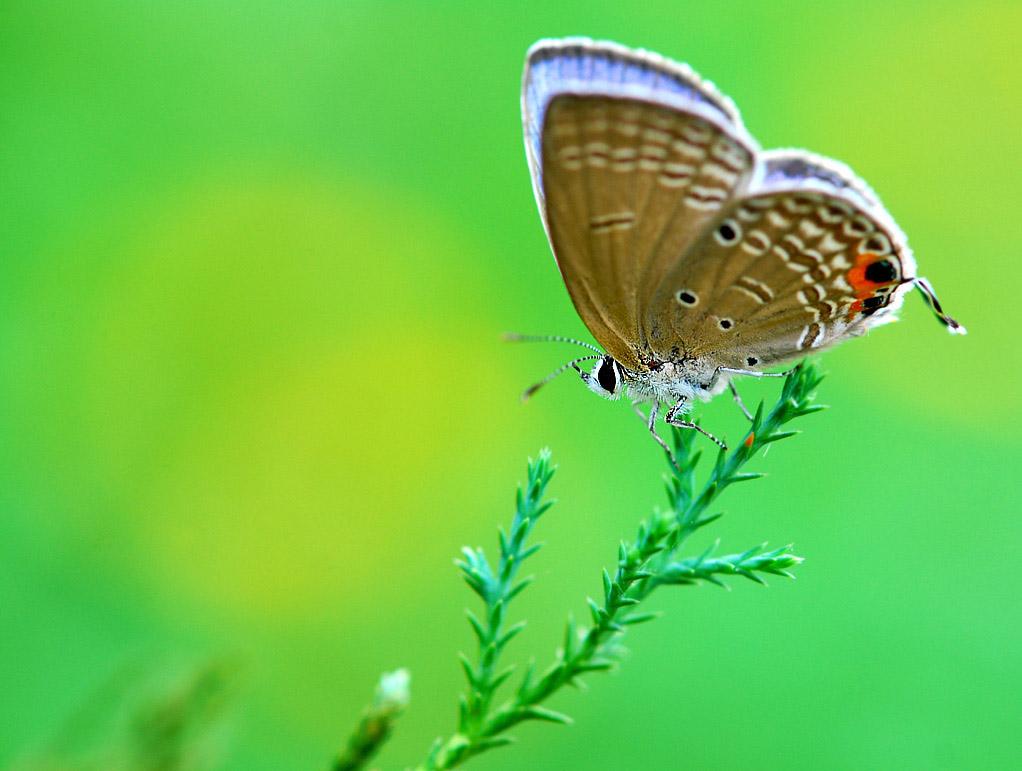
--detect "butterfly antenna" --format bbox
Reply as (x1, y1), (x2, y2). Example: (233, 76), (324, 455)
(907, 277), (966, 335)
(503, 332), (604, 355)
(520, 355), (602, 402)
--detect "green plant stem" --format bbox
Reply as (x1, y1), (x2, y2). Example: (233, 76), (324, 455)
(333, 670), (410, 771)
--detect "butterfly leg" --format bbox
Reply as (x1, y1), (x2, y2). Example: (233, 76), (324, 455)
(716, 362), (801, 421)
(634, 401), (680, 468)
(664, 398), (728, 451)
(717, 364), (800, 379)
(727, 380), (755, 422)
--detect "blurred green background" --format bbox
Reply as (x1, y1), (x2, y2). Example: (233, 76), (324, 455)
(2, 1), (1020, 769)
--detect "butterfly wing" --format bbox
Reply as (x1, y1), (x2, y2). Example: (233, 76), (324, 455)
(643, 149), (964, 373)
(523, 38), (759, 370)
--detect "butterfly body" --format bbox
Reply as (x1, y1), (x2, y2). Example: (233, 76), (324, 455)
(518, 38), (963, 449)
(581, 354), (731, 405)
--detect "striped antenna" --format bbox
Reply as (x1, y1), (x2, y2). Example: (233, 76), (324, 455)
(503, 332), (604, 355)
(909, 278), (967, 334)
(521, 355), (602, 402)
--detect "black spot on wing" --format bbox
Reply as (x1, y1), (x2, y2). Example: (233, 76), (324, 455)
(865, 259), (897, 284)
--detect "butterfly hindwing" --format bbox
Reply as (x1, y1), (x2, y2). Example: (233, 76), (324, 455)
(645, 150), (918, 369)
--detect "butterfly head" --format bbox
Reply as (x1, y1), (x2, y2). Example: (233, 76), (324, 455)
(579, 355), (626, 400)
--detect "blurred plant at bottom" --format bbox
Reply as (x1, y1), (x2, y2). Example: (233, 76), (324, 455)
(336, 362), (825, 771)
(7, 660), (238, 771)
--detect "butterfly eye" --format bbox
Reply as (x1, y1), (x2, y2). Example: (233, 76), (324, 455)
(596, 357), (618, 392)
(715, 219), (741, 245)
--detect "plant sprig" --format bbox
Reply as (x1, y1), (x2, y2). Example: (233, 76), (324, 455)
(655, 541), (804, 588)
(421, 452), (555, 768)
(337, 362), (825, 771)
(638, 361), (825, 598)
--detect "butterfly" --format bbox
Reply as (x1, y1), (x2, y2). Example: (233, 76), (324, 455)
(510, 38), (964, 455)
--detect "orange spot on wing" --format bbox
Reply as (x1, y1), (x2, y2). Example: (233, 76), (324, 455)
(846, 251), (897, 315)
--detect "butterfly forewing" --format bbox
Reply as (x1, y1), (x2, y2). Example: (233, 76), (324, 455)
(540, 94), (757, 368)
(522, 37), (747, 219)
(528, 40), (759, 369)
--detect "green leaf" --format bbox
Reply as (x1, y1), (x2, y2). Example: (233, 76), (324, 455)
(563, 614), (578, 658)
(457, 694), (469, 733)
(481, 642), (497, 670)
(505, 575), (535, 602)
(464, 611), (485, 644)
(586, 597), (602, 627)
(488, 600), (505, 632)
(519, 706), (574, 725)
(517, 659), (536, 695)
(474, 736), (517, 752)
(762, 429), (800, 444)
(458, 652), (476, 688)
(738, 543), (765, 561)
(498, 620), (528, 649)
(798, 403), (828, 415)
(729, 472), (767, 483)
(619, 611), (661, 626)
(574, 659), (616, 672)
(490, 665), (516, 692)
(518, 543), (544, 561)
(499, 553), (515, 583)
